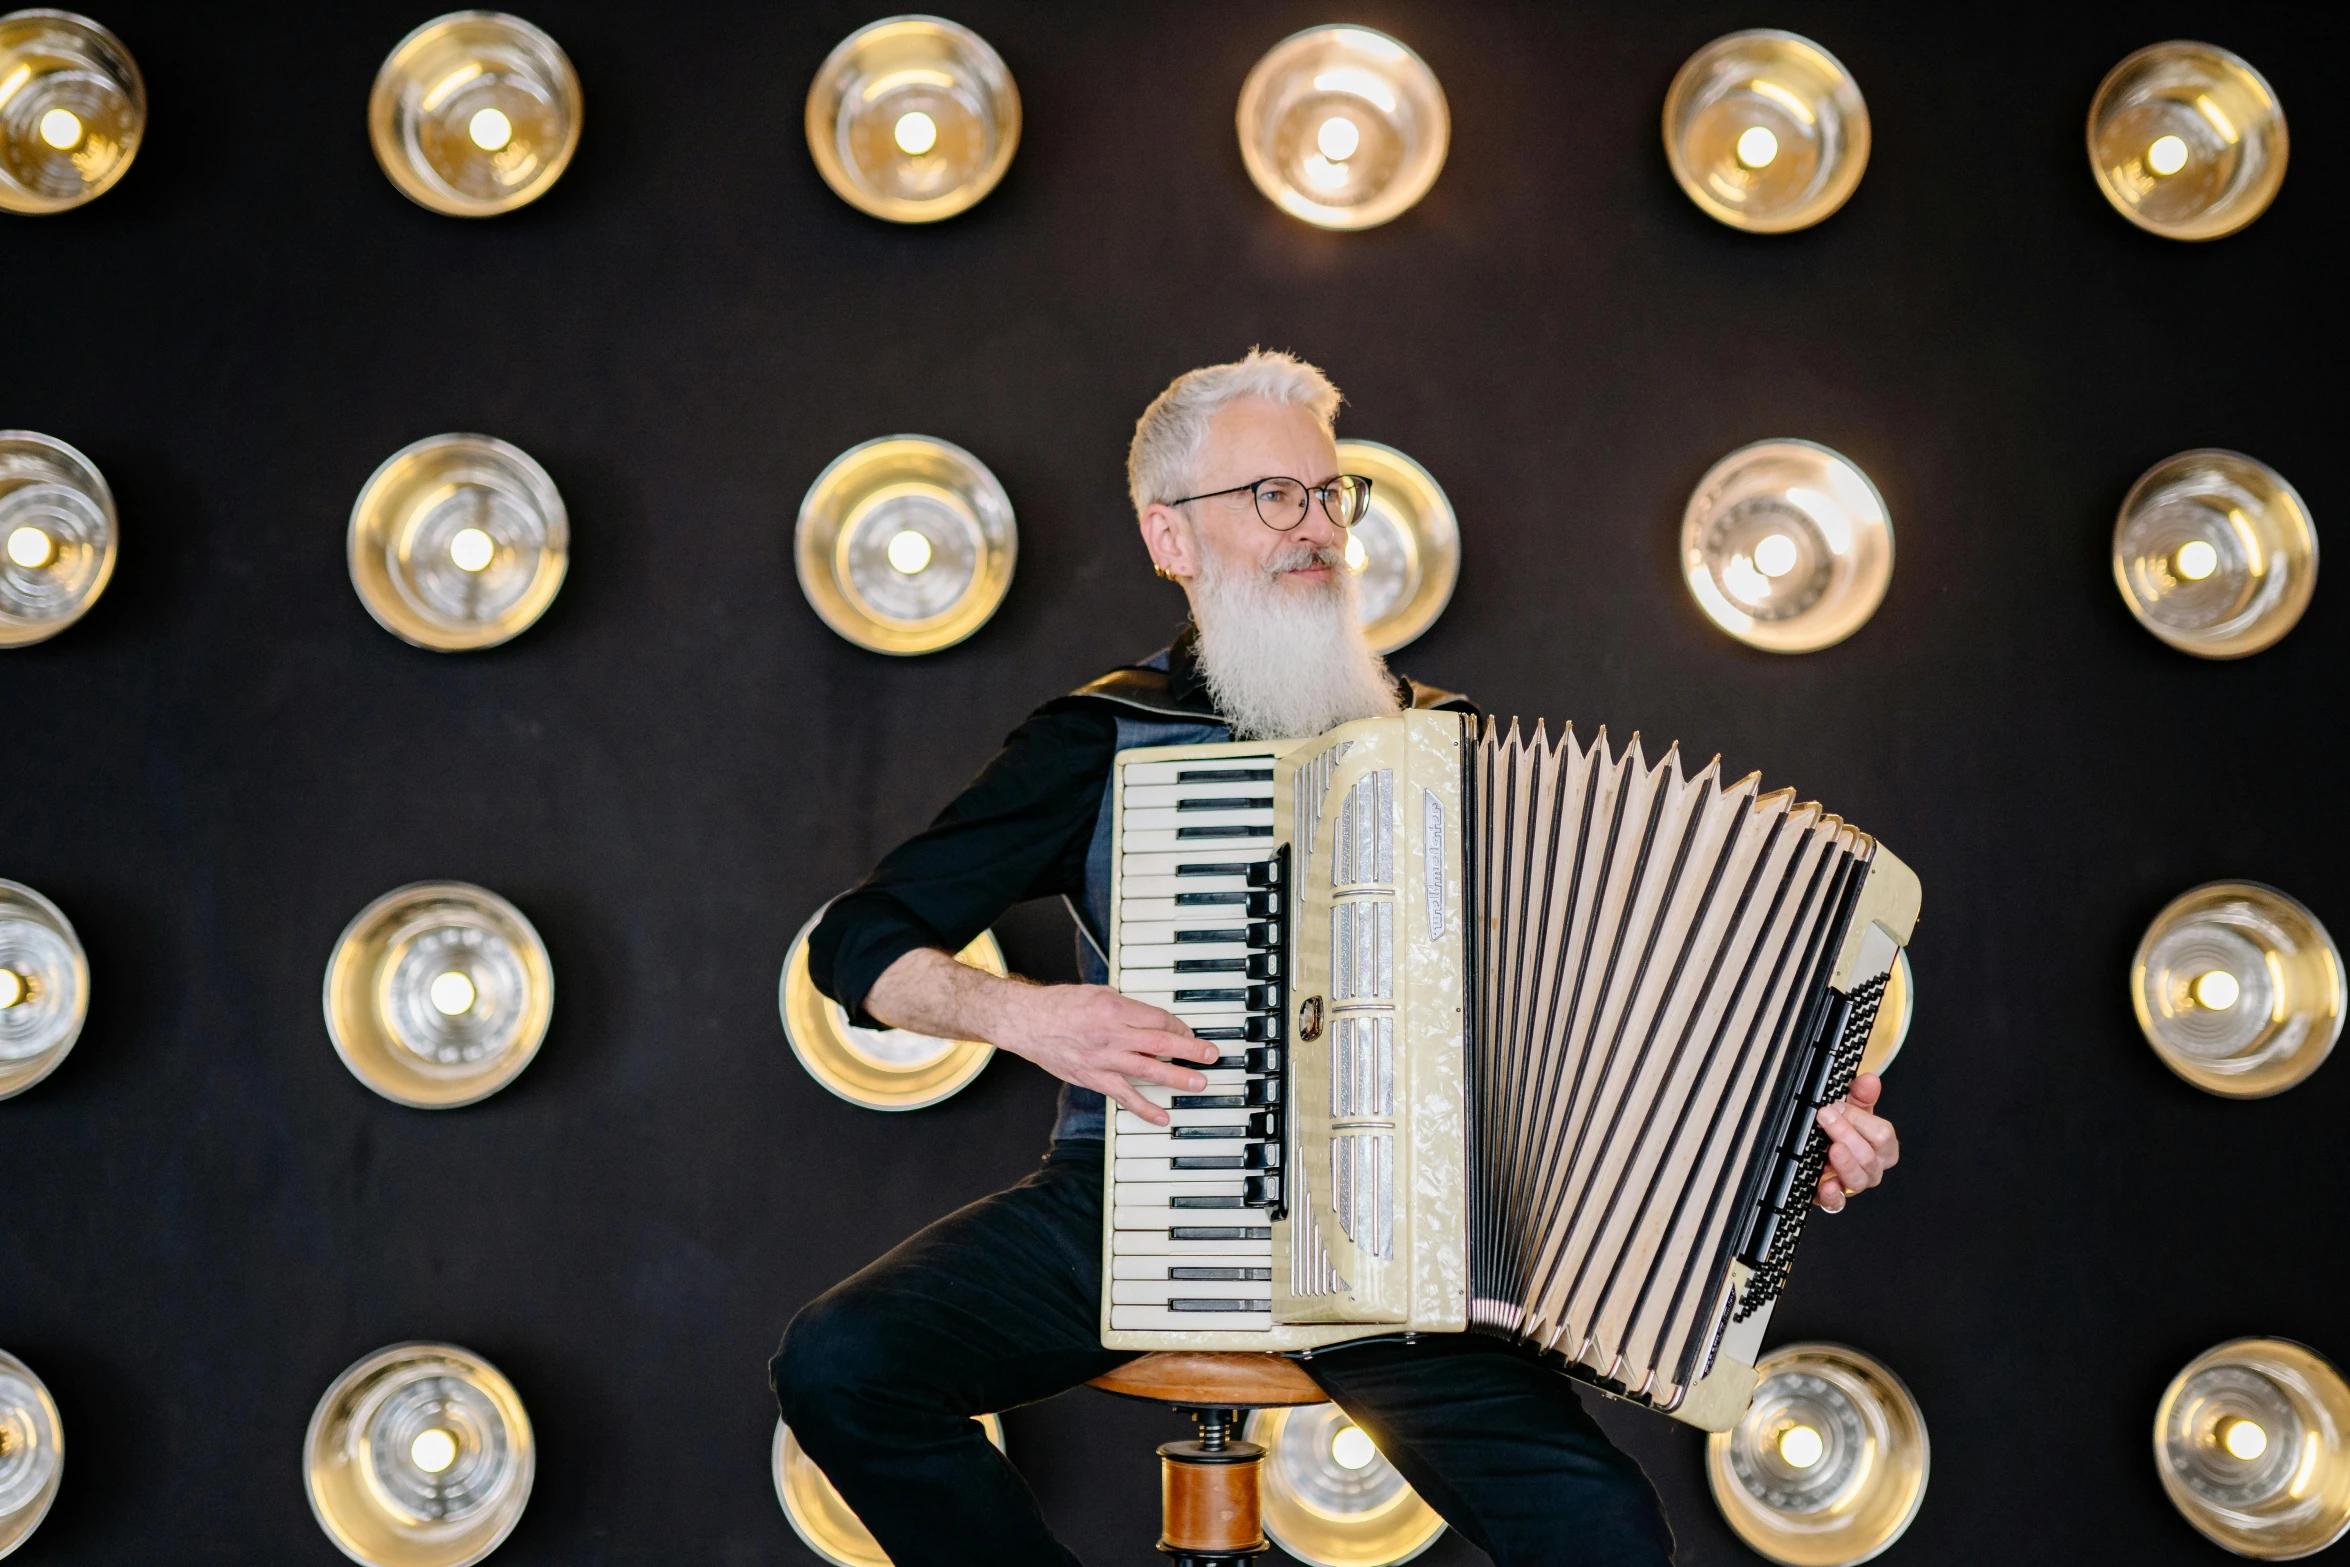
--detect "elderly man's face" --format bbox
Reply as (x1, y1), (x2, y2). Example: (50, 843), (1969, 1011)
(1140, 397), (1348, 595)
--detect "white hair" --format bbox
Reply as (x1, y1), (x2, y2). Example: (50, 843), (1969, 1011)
(1127, 349), (1342, 516)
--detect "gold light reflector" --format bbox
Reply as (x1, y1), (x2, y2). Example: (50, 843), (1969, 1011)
(1682, 439), (1890, 653)
(1664, 31), (1868, 233)
(780, 908), (1004, 1110)
(1334, 440), (1457, 654)
(2155, 1339), (2350, 1559)
(1244, 1403), (1446, 1567)
(1707, 1343), (1928, 1567)
(305, 1342), (534, 1567)
(806, 16), (1019, 223)
(0, 9), (142, 215)
(1237, 26), (1448, 231)
(2113, 449), (2313, 659)
(0, 430), (115, 648)
(797, 435), (1016, 655)
(325, 882), (554, 1108)
(370, 11), (581, 217)
(1856, 948), (1911, 1078)
(774, 1415), (1004, 1567)
(0, 1347), (62, 1559)
(2089, 43), (2285, 241)
(2132, 882), (2342, 1098)
(0, 879), (87, 1101)
(350, 434), (568, 652)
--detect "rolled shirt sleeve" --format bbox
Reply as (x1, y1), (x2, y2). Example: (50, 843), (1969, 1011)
(809, 706), (1118, 1027)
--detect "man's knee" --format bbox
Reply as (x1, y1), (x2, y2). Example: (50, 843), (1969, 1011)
(771, 1290), (895, 1438)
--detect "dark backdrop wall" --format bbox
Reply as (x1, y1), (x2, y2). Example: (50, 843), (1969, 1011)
(7, 1), (2346, 1562)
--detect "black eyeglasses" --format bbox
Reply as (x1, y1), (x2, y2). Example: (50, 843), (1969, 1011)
(1168, 474), (1374, 531)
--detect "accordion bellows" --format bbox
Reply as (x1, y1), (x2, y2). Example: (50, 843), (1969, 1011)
(1101, 712), (1919, 1432)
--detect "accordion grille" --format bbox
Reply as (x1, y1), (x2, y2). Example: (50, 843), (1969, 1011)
(1462, 720), (1870, 1404)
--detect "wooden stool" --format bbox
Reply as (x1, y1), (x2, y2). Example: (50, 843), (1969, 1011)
(1090, 1352), (1326, 1566)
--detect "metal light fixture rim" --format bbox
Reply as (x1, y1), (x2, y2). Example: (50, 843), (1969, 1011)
(346, 432), (570, 653)
(368, 9), (584, 219)
(2086, 39), (2288, 242)
(1681, 436), (1894, 654)
(793, 432), (1017, 657)
(0, 7), (146, 216)
(1661, 27), (1870, 235)
(0, 876), (90, 1100)
(1235, 23), (1450, 233)
(0, 427), (118, 648)
(2111, 447), (2315, 660)
(778, 904), (1002, 1110)
(803, 13), (1022, 224)
(0, 1345), (63, 1558)
(2129, 879), (2344, 1099)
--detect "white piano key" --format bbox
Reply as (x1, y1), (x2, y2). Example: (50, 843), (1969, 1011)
(1121, 758), (1280, 786)
(1125, 829), (1276, 853)
(1130, 1071), (1250, 1099)
(1117, 1107), (1255, 1133)
(1114, 1180), (1247, 1205)
(1121, 784), (1276, 809)
(1119, 921), (1251, 948)
(1121, 898), (1262, 923)
(1111, 1278), (1269, 1304)
(1115, 1159), (1248, 1182)
(1123, 991), (1248, 1013)
(1109, 1307), (1275, 1332)
(1120, 876), (1251, 899)
(1116, 1130), (1251, 1156)
(1110, 1231), (1273, 1256)
(1111, 1255), (1271, 1279)
(1120, 943), (1250, 966)
(1124, 806), (1274, 831)
(1115, 1202), (1259, 1229)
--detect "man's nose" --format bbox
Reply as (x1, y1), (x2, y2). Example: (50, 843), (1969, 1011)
(1290, 502), (1344, 555)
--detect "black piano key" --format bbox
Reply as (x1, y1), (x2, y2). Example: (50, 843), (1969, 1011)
(1169, 1226), (1273, 1241)
(1171, 1095), (1246, 1109)
(1175, 796), (1273, 812)
(1244, 1143), (1281, 1170)
(1172, 1195), (1246, 1209)
(1175, 824), (1275, 840)
(1169, 1299), (1271, 1312)
(1173, 987), (1246, 1003)
(1244, 1046), (1283, 1074)
(1175, 927), (1246, 944)
(1171, 1155), (1246, 1169)
(1175, 769), (1273, 783)
(1171, 1124), (1248, 1139)
(1169, 1267), (1272, 1281)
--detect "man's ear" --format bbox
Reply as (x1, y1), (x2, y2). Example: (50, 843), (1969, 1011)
(1138, 503), (1197, 580)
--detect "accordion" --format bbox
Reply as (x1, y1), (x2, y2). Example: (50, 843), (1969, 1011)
(1099, 712), (1920, 1430)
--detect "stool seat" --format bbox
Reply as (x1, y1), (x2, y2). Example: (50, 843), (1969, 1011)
(1090, 1351), (1324, 1409)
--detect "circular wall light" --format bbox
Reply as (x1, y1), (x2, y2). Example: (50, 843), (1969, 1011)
(350, 434), (568, 652)
(0, 431), (115, 648)
(1244, 1403), (1446, 1566)
(2132, 882), (2341, 1098)
(1682, 439), (1890, 653)
(1237, 25), (1447, 231)
(305, 1342), (533, 1567)
(1664, 31), (1868, 233)
(0, 9), (142, 215)
(1333, 440), (1457, 655)
(1707, 1342), (1928, 1567)
(324, 882), (554, 1108)
(0, 879), (87, 1101)
(2155, 1338), (2350, 1559)
(779, 908), (1004, 1110)
(774, 1414), (1004, 1567)
(2113, 449), (2313, 659)
(370, 11), (581, 217)
(806, 16), (1019, 223)
(796, 435), (1015, 655)
(0, 1347), (62, 1560)
(2089, 43), (2285, 241)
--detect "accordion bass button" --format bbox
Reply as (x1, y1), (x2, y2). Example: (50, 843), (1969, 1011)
(2112, 450), (2314, 659)
(1681, 440), (1892, 654)
(1707, 1344), (1928, 1566)
(2131, 882), (2343, 1097)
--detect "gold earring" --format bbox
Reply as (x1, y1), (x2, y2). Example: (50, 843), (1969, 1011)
(1154, 564), (1172, 580)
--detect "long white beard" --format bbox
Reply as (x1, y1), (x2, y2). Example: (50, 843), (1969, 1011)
(1191, 540), (1404, 741)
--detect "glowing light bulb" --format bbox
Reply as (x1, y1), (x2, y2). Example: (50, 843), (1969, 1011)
(410, 1427), (459, 1473)
(468, 107), (513, 152)
(429, 971), (477, 1016)
(6, 525), (56, 569)
(37, 108), (82, 150)
(1315, 116), (1361, 162)
(1752, 533), (1799, 579)
(2147, 134), (2189, 177)
(894, 111), (939, 157)
(2221, 1418), (2268, 1461)
(1344, 534), (1368, 573)
(448, 527), (495, 572)
(1735, 125), (1779, 170)
(0, 968), (25, 1009)
(886, 529), (933, 575)
(2173, 539), (2218, 581)
(1778, 1423), (1825, 1469)
(1330, 1424), (1377, 1470)
(2191, 970), (2240, 1011)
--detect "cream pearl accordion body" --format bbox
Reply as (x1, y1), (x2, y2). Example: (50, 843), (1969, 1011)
(1100, 712), (1920, 1432)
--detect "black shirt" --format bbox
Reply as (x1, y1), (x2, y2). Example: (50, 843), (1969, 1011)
(808, 622), (1471, 1030)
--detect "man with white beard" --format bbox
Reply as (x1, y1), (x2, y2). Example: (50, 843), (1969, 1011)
(773, 351), (1901, 1566)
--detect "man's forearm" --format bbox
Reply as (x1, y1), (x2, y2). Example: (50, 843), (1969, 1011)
(863, 946), (1028, 1043)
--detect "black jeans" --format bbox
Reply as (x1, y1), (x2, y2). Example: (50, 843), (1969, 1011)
(770, 1142), (1675, 1566)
